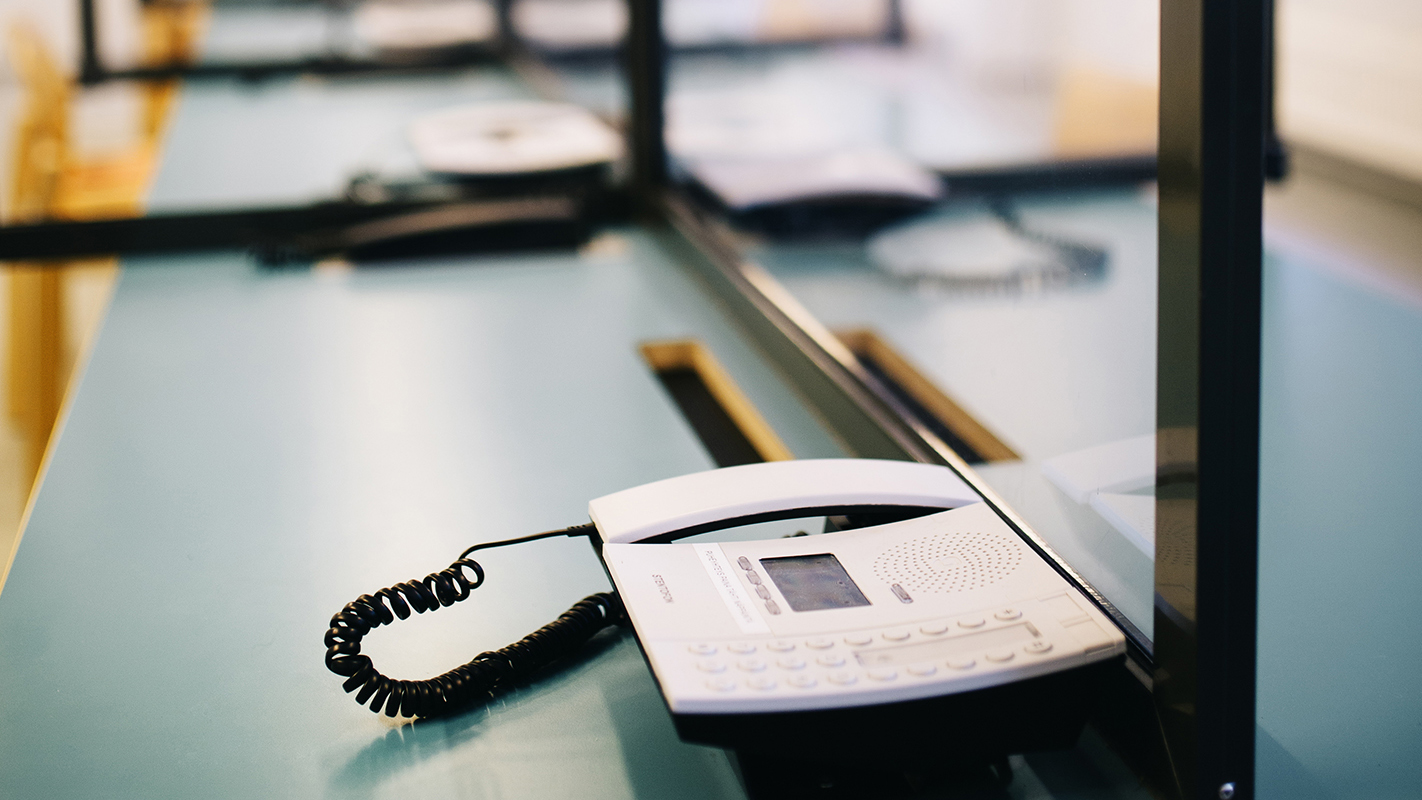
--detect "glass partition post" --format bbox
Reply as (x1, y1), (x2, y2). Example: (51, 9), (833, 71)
(627, 0), (667, 204)
(78, 0), (102, 84)
(1157, 0), (1266, 797)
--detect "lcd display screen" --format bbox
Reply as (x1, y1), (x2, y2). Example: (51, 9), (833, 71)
(759, 554), (871, 612)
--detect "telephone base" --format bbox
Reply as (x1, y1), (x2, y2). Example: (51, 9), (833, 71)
(674, 657), (1120, 769)
(728, 750), (1013, 800)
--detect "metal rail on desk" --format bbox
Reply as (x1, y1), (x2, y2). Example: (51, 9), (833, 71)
(0, 192), (605, 263)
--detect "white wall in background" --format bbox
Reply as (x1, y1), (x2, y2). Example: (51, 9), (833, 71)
(903, 0), (1066, 87)
(903, 0), (1157, 86)
(1278, 0), (1422, 181)
(1058, 0), (1157, 84)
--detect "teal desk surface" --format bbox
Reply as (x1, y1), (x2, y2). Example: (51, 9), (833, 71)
(1253, 245), (1422, 800)
(0, 236), (1157, 800)
(0, 235), (844, 799)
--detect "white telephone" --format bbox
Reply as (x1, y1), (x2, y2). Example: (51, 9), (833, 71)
(591, 459), (1126, 764)
(327, 458), (1126, 770)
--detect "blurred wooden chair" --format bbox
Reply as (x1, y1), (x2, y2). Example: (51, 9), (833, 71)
(4, 3), (203, 487)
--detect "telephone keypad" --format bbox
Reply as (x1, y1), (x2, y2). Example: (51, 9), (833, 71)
(674, 607), (1090, 705)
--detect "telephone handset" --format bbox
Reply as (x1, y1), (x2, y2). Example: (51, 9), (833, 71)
(324, 459), (1125, 768)
(589, 458), (983, 544)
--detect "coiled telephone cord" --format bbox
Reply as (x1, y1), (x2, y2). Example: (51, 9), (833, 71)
(323, 523), (625, 719)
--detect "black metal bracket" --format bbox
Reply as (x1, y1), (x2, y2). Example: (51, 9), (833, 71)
(0, 181), (626, 264)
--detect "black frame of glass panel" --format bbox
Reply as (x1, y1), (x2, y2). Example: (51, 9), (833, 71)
(1156, 0), (1265, 796)
(626, 1), (1270, 798)
(78, 0), (508, 84)
(0, 194), (610, 263)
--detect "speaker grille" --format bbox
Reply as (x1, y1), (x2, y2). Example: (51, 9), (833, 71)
(872, 529), (1025, 594)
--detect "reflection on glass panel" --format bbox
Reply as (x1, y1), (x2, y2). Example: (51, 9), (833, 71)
(655, 0), (1161, 642)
